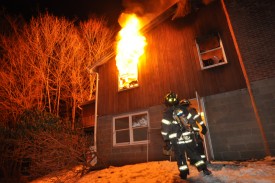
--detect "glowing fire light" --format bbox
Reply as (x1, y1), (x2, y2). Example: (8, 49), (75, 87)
(116, 13), (147, 90)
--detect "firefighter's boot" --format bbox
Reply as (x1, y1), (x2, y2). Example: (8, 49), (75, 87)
(202, 168), (212, 175)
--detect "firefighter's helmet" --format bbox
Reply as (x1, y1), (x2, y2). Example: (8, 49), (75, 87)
(164, 92), (179, 107)
(180, 99), (190, 106)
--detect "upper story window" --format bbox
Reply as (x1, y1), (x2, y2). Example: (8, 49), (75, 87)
(195, 33), (228, 70)
(118, 72), (139, 91)
(113, 111), (149, 146)
(116, 14), (147, 91)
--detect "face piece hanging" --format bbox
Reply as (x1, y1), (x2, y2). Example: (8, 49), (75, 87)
(180, 99), (191, 106)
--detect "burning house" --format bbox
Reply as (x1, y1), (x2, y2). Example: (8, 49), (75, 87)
(82, 0), (275, 167)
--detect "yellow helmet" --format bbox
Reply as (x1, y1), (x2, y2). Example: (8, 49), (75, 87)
(164, 92), (179, 107)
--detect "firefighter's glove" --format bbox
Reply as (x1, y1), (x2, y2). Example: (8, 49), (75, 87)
(164, 140), (172, 151)
(163, 140), (173, 156)
(201, 125), (207, 135)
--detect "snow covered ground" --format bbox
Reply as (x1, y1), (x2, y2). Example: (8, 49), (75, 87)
(31, 156), (275, 183)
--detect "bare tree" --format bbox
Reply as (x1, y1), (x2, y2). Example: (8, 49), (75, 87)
(68, 18), (115, 129)
(0, 16), (46, 123)
(0, 13), (115, 128)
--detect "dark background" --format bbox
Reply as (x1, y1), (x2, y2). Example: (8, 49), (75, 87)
(0, 0), (176, 26)
(0, 0), (124, 26)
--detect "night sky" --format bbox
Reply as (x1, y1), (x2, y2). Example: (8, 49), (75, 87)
(0, 0), (124, 26)
(0, 0), (176, 26)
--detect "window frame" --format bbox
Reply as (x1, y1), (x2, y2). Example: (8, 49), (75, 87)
(113, 111), (149, 147)
(195, 33), (228, 70)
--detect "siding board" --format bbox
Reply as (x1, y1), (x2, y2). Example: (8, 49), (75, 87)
(97, 1), (246, 116)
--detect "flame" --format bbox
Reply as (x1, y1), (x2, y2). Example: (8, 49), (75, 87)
(116, 13), (147, 90)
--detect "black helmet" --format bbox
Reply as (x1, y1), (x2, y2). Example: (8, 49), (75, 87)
(164, 92), (179, 107)
(180, 99), (190, 106)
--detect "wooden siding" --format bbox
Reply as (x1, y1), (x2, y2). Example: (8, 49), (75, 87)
(81, 101), (95, 128)
(97, 1), (246, 116)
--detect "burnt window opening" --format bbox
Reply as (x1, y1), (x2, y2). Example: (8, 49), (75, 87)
(118, 72), (139, 91)
(196, 33), (228, 69)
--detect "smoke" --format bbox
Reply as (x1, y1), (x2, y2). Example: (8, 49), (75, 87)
(121, 0), (216, 22)
(121, 0), (178, 25)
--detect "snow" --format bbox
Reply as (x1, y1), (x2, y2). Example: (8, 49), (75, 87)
(31, 156), (275, 183)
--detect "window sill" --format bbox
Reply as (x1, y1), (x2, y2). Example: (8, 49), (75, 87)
(113, 140), (149, 147)
(118, 85), (139, 92)
(201, 62), (228, 70)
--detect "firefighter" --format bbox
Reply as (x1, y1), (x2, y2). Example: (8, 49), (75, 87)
(180, 99), (207, 163)
(161, 92), (211, 180)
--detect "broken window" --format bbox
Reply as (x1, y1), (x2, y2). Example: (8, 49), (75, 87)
(115, 14), (146, 91)
(113, 111), (149, 146)
(196, 33), (228, 69)
(118, 72), (139, 91)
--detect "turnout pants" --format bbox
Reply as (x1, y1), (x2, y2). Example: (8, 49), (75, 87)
(173, 140), (206, 176)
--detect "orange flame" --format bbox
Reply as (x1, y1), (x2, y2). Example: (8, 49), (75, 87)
(116, 13), (147, 90)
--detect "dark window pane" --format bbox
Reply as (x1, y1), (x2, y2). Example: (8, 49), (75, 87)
(116, 130), (130, 143)
(133, 127), (148, 141)
(115, 117), (129, 130)
(201, 49), (224, 67)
